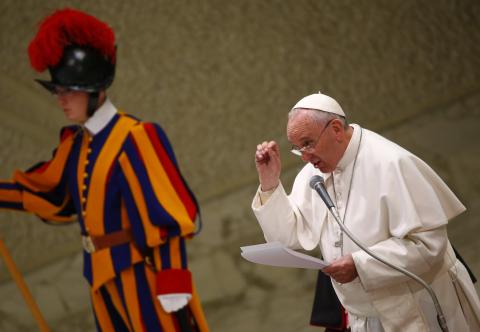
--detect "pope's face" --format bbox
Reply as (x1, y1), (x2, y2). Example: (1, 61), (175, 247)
(55, 89), (89, 124)
(287, 110), (345, 173)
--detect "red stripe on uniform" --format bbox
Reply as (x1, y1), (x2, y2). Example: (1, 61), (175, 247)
(144, 124), (197, 220)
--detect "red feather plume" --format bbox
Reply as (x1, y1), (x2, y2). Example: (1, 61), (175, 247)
(28, 8), (116, 72)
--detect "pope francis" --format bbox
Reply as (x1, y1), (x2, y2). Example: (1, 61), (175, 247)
(252, 92), (480, 332)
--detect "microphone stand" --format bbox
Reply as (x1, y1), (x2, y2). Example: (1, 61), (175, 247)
(326, 205), (449, 332)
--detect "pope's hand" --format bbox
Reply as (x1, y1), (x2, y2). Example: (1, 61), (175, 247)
(322, 254), (358, 284)
(255, 141), (281, 191)
(157, 293), (191, 313)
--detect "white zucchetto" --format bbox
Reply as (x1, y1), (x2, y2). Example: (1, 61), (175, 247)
(292, 91), (346, 117)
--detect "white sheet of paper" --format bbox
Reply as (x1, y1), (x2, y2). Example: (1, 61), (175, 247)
(240, 242), (328, 269)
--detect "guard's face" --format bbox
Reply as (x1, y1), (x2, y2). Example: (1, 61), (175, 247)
(55, 89), (89, 124)
(287, 110), (344, 173)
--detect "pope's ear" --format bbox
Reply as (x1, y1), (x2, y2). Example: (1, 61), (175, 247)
(330, 119), (344, 134)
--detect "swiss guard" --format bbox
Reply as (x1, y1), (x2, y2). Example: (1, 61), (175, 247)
(0, 8), (208, 331)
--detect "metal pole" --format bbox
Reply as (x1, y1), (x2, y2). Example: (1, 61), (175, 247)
(0, 237), (51, 332)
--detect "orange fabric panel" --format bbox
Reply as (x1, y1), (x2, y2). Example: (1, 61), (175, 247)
(119, 267), (144, 332)
(169, 237), (182, 269)
(90, 287), (116, 332)
(13, 134), (75, 192)
(91, 249), (116, 290)
(0, 188), (22, 203)
(129, 244), (145, 265)
(22, 191), (74, 223)
(76, 132), (89, 221)
(85, 116), (137, 235)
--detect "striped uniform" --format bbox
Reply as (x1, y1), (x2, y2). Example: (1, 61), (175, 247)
(0, 111), (208, 331)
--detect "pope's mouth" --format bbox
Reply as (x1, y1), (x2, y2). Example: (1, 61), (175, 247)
(313, 161), (330, 173)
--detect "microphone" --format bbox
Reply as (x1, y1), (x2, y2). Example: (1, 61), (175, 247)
(309, 175), (449, 332)
(309, 175), (334, 209)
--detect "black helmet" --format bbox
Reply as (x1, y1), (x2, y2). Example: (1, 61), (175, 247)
(35, 44), (115, 94)
(28, 8), (116, 116)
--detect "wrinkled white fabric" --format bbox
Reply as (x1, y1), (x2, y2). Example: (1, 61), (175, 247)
(252, 124), (480, 331)
(157, 293), (192, 313)
(349, 314), (385, 332)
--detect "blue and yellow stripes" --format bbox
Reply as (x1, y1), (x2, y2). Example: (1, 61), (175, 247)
(124, 125), (194, 235)
(143, 123), (198, 221)
(0, 126), (77, 223)
(92, 262), (208, 331)
(0, 113), (207, 330)
(0, 182), (23, 210)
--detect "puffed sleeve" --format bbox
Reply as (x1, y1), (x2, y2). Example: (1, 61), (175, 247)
(118, 122), (199, 295)
(0, 126), (77, 223)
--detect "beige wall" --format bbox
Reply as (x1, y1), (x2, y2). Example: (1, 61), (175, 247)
(0, 1), (479, 331)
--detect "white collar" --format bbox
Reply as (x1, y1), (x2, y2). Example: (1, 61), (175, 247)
(322, 123), (361, 181)
(336, 123), (361, 171)
(83, 98), (117, 135)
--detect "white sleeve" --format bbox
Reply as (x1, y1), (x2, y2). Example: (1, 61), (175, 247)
(251, 169), (326, 251)
(252, 182), (303, 249)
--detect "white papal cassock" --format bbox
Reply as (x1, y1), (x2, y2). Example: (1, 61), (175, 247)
(252, 124), (480, 332)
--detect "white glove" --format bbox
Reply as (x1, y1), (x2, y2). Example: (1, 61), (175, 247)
(157, 293), (192, 313)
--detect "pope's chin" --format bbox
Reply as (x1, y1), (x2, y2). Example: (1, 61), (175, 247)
(314, 162), (334, 173)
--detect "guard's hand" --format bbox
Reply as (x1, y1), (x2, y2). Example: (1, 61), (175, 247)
(255, 141), (281, 191)
(322, 254), (358, 284)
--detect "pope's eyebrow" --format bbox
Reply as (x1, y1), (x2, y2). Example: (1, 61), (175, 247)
(288, 136), (311, 144)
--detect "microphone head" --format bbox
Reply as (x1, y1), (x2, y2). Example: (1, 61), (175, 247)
(309, 175), (325, 189)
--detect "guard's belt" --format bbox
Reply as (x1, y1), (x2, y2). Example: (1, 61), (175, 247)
(82, 230), (132, 253)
